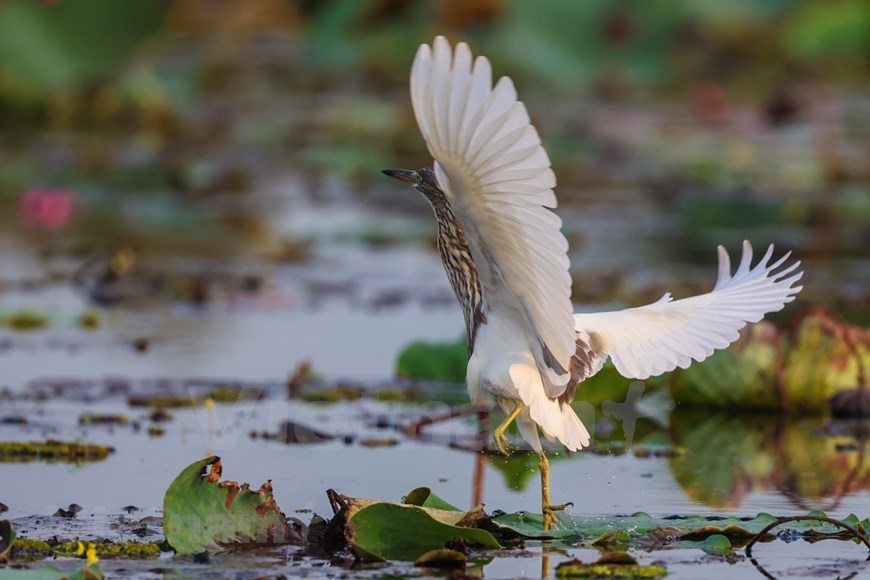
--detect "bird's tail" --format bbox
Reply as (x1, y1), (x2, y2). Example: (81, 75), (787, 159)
(509, 364), (591, 452)
(559, 404), (590, 452)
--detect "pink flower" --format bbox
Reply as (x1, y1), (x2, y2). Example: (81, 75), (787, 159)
(19, 188), (75, 230)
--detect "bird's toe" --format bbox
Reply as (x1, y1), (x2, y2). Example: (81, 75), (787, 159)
(542, 502), (572, 531)
(493, 431), (515, 456)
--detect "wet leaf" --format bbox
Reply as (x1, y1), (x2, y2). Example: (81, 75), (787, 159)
(492, 511), (580, 539)
(330, 489), (499, 561)
(347, 502), (500, 561)
(162, 456), (297, 555)
(403, 487), (461, 512)
(673, 533), (732, 555)
(493, 510), (859, 548)
(589, 529), (632, 550)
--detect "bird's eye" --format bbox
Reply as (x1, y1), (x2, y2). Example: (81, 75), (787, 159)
(415, 172), (422, 184)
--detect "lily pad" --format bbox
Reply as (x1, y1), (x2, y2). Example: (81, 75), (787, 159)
(492, 510), (867, 549)
(162, 456), (297, 555)
(330, 489), (499, 561)
(347, 502), (500, 561)
(672, 533), (733, 555)
(403, 487), (461, 511)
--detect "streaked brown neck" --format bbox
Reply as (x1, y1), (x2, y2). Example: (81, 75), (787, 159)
(417, 169), (486, 353)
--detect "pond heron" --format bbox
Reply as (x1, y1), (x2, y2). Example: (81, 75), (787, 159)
(384, 37), (803, 530)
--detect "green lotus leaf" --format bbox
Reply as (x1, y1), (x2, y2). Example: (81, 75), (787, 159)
(492, 510), (853, 548)
(162, 456), (295, 555)
(403, 487), (461, 511)
(395, 336), (467, 382)
(347, 502), (500, 561)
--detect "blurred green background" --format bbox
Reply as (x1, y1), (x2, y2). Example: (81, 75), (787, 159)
(0, 0), (867, 318)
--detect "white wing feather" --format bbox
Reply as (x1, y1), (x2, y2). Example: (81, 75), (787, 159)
(411, 36), (575, 390)
(574, 241), (803, 380)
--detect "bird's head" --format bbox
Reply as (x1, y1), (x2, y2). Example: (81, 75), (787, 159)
(382, 167), (446, 205)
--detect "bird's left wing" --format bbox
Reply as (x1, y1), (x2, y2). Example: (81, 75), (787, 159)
(410, 36), (575, 392)
(573, 242), (803, 380)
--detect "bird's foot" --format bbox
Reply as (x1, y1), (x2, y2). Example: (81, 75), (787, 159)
(493, 430), (515, 456)
(542, 502), (573, 531)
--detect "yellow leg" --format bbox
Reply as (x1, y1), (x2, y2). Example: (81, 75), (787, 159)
(493, 401), (524, 456)
(539, 451), (572, 531)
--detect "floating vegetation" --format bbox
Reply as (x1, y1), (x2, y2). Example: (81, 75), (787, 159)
(328, 488), (499, 562)
(556, 552), (667, 578)
(162, 456), (299, 555)
(77, 311), (101, 330)
(147, 425), (166, 438)
(300, 385), (363, 404)
(79, 414), (129, 426)
(127, 385), (261, 408)
(127, 395), (197, 409)
(54, 540), (161, 559)
(4, 310), (49, 331)
(357, 437), (399, 448)
(0, 440), (114, 463)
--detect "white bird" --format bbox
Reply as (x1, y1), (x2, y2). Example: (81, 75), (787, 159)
(384, 36), (803, 530)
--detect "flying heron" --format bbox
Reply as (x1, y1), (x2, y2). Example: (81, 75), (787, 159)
(384, 37), (803, 530)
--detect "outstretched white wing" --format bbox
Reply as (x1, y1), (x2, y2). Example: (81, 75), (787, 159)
(574, 241), (803, 380)
(410, 36), (574, 391)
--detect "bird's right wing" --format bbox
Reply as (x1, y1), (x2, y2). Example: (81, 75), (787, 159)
(573, 242), (802, 380)
(410, 36), (575, 393)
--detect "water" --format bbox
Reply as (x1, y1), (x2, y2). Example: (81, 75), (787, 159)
(2, 239), (869, 577)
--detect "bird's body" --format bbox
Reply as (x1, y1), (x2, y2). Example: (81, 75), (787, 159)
(385, 37), (803, 529)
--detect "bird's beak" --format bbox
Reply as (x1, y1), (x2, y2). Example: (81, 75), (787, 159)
(382, 169), (418, 184)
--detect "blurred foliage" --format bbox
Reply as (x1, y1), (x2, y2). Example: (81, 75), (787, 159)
(669, 410), (870, 510)
(396, 336), (468, 382)
(672, 310), (869, 414)
(0, 0), (866, 315)
(672, 323), (782, 410)
(0, 0), (165, 90)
